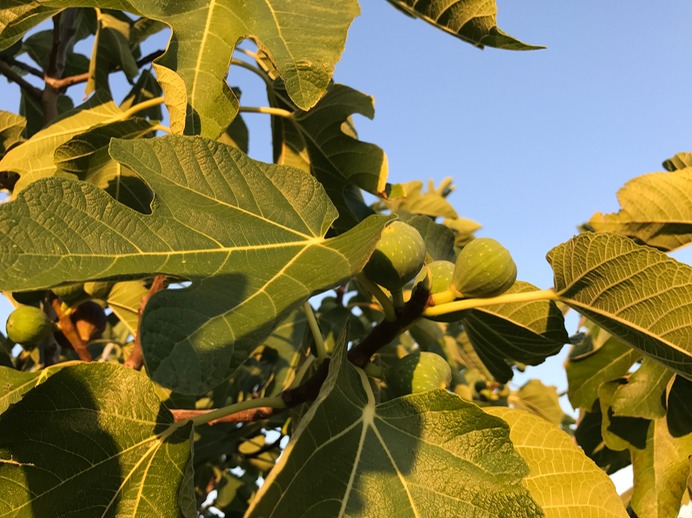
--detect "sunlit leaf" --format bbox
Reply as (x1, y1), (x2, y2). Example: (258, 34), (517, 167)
(0, 110), (25, 158)
(487, 407), (628, 518)
(386, 0), (544, 50)
(0, 136), (388, 394)
(548, 232), (692, 379)
(587, 169), (692, 251)
(248, 339), (541, 517)
(0, 0), (360, 137)
(0, 363), (195, 517)
(662, 152), (692, 172)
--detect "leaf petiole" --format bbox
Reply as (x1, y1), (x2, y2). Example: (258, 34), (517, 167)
(188, 395), (287, 427)
(303, 301), (327, 361)
(356, 273), (397, 322)
(424, 288), (558, 317)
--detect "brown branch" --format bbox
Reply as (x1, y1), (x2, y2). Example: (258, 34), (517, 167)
(46, 49), (164, 91)
(347, 284), (432, 368)
(43, 9), (78, 124)
(0, 60), (42, 101)
(125, 275), (166, 370)
(170, 406), (278, 425)
(52, 298), (92, 361)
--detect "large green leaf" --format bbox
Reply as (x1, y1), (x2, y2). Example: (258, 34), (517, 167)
(247, 339), (542, 517)
(460, 281), (569, 382)
(587, 169), (692, 251)
(486, 407), (628, 518)
(548, 232), (692, 380)
(0, 92), (155, 197)
(386, 0), (544, 50)
(272, 82), (387, 231)
(1, 1), (359, 138)
(0, 363), (70, 415)
(0, 136), (388, 394)
(0, 363), (195, 517)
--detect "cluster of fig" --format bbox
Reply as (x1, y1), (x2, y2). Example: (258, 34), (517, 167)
(362, 220), (517, 300)
(360, 220), (518, 398)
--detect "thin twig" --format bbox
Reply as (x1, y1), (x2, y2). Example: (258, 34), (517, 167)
(170, 406), (277, 425)
(0, 60), (42, 101)
(124, 275), (166, 370)
(52, 299), (92, 361)
(0, 56), (43, 78)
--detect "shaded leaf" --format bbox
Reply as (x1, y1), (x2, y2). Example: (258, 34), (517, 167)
(0, 363), (70, 414)
(0, 363), (195, 517)
(565, 325), (639, 410)
(0, 0), (359, 137)
(272, 82), (387, 231)
(487, 407), (628, 518)
(248, 337), (541, 517)
(574, 406), (632, 475)
(548, 232), (692, 380)
(611, 359), (672, 419)
(386, 0), (544, 50)
(509, 379), (564, 426)
(662, 152), (692, 172)
(598, 381), (650, 452)
(461, 281), (569, 382)
(666, 374), (692, 437)
(0, 136), (388, 394)
(106, 280), (151, 335)
(1, 92), (150, 195)
(587, 169), (692, 251)
(120, 68), (164, 121)
(408, 215), (457, 262)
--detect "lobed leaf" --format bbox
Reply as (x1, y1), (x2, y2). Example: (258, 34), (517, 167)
(548, 232), (692, 380)
(0, 110), (25, 158)
(486, 407), (628, 518)
(0, 363), (195, 517)
(247, 339), (542, 517)
(0, 136), (388, 394)
(587, 169), (692, 252)
(0, 0), (359, 137)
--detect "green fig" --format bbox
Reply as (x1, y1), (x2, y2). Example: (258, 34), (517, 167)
(6, 306), (54, 347)
(416, 260), (455, 294)
(453, 238), (517, 298)
(385, 351), (452, 397)
(363, 221), (426, 291)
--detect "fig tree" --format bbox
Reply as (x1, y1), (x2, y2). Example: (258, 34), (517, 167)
(453, 237), (517, 298)
(385, 351), (452, 397)
(363, 221), (426, 291)
(6, 306), (54, 347)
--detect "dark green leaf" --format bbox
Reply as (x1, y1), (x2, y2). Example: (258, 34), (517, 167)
(0, 136), (388, 393)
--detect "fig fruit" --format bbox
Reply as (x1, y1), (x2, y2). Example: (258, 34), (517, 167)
(6, 306), (54, 347)
(385, 351), (452, 397)
(416, 260), (455, 294)
(363, 221), (426, 291)
(453, 238), (517, 298)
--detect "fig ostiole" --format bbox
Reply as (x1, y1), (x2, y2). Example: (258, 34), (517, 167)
(453, 237), (517, 298)
(5, 306), (55, 348)
(363, 221), (426, 293)
(385, 351), (452, 397)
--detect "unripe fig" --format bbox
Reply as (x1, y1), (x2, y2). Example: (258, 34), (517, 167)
(453, 238), (517, 298)
(385, 351), (452, 397)
(6, 306), (54, 347)
(416, 260), (455, 294)
(363, 221), (426, 291)
(70, 301), (108, 342)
